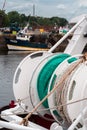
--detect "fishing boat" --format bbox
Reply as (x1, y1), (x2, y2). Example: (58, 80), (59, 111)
(5, 34), (49, 51)
(5, 31), (50, 51)
(0, 15), (87, 130)
(5, 24), (50, 51)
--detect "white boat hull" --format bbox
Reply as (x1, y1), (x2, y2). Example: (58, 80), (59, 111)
(7, 44), (49, 51)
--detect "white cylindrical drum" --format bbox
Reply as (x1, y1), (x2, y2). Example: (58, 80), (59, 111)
(29, 53), (61, 115)
(13, 51), (53, 112)
(47, 56), (77, 122)
(29, 53), (70, 115)
(63, 61), (87, 122)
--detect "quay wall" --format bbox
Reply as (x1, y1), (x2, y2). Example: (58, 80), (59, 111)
(0, 34), (15, 51)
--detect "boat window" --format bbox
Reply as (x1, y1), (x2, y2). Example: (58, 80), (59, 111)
(69, 80), (76, 100)
(15, 68), (21, 84)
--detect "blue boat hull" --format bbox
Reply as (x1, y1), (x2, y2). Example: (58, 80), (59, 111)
(5, 38), (49, 51)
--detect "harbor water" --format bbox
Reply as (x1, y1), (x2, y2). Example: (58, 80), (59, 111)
(0, 51), (31, 108)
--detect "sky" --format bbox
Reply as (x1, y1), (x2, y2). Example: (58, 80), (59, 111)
(0, 0), (87, 21)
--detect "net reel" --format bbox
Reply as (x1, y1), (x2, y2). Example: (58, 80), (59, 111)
(13, 51), (87, 127)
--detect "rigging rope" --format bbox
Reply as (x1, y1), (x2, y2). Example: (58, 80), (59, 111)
(1, 97), (87, 118)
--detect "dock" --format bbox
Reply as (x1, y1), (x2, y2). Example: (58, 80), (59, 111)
(0, 34), (15, 51)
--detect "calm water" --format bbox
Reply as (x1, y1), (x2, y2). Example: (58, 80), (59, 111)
(0, 51), (31, 107)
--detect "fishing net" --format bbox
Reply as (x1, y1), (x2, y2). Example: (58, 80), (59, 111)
(37, 53), (70, 108)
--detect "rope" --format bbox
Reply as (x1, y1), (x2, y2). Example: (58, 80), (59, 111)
(1, 97), (87, 118)
(62, 69), (78, 123)
(19, 54), (86, 126)
(55, 57), (81, 122)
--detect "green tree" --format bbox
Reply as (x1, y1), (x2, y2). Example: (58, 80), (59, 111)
(0, 10), (9, 27)
(20, 13), (28, 27)
(7, 11), (20, 24)
(0, 10), (68, 29)
(50, 17), (68, 27)
(58, 17), (68, 26)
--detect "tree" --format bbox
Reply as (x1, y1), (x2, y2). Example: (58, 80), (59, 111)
(50, 17), (68, 27)
(0, 10), (68, 29)
(7, 11), (20, 24)
(58, 17), (68, 26)
(20, 14), (27, 27)
(0, 10), (9, 27)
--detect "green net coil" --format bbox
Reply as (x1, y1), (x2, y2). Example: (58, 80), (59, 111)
(37, 53), (71, 108)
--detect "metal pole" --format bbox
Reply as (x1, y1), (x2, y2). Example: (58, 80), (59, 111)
(48, 16), (86, 53)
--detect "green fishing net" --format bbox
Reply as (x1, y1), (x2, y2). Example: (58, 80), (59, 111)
(37, 53), (70, 108)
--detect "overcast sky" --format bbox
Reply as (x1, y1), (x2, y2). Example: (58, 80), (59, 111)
(0, 0), (87, 21)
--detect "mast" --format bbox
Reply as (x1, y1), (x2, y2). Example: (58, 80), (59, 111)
(2, 0), (6, 11)
(0, 0), (6, 27)
(33, 4), (35, 16)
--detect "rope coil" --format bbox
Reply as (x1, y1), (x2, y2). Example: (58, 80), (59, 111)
(19, 53), (87, 126)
